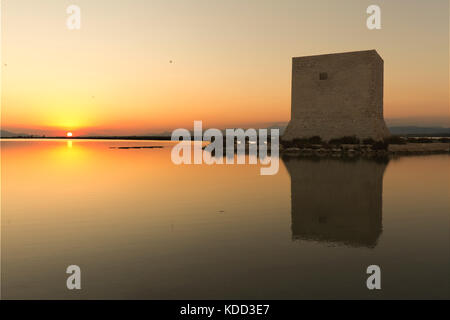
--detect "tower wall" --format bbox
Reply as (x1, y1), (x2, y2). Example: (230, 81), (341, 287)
(282, 50), (390, 141)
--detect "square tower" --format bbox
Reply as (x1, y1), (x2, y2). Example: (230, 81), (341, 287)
(282, 50), (390, 141)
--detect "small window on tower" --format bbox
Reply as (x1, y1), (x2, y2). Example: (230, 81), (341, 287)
(319, 72), (328, 80)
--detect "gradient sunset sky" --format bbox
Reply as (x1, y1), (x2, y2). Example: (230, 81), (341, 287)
(1, 0), (449, 136)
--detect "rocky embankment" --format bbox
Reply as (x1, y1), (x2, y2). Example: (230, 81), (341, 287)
(280, 137), (449, 158)
(387, 143), (449, 155)
(203, 137), (449, 158)
(281, 142), (449, 157)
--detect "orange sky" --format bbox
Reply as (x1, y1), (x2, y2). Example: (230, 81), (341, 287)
(1, 0), (449, 136)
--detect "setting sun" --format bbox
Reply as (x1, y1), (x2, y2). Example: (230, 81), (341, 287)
(66, 132), (73, 137)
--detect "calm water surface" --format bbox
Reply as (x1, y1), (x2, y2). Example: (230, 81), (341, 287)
(1, 139), (449, 299)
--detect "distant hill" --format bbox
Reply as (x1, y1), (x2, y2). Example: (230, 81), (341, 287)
(2, 126), (449, 138)
(388, 126), (450, 136)
(1, 130), (21, 137)
(0, 130), (34, 137)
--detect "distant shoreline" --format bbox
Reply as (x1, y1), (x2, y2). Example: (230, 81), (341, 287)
(0, 136), (173, 140)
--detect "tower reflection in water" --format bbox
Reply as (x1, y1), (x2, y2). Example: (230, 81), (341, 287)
(283, 157), (388, 248)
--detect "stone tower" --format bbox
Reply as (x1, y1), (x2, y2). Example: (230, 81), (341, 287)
(282, 50), (390, 141)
